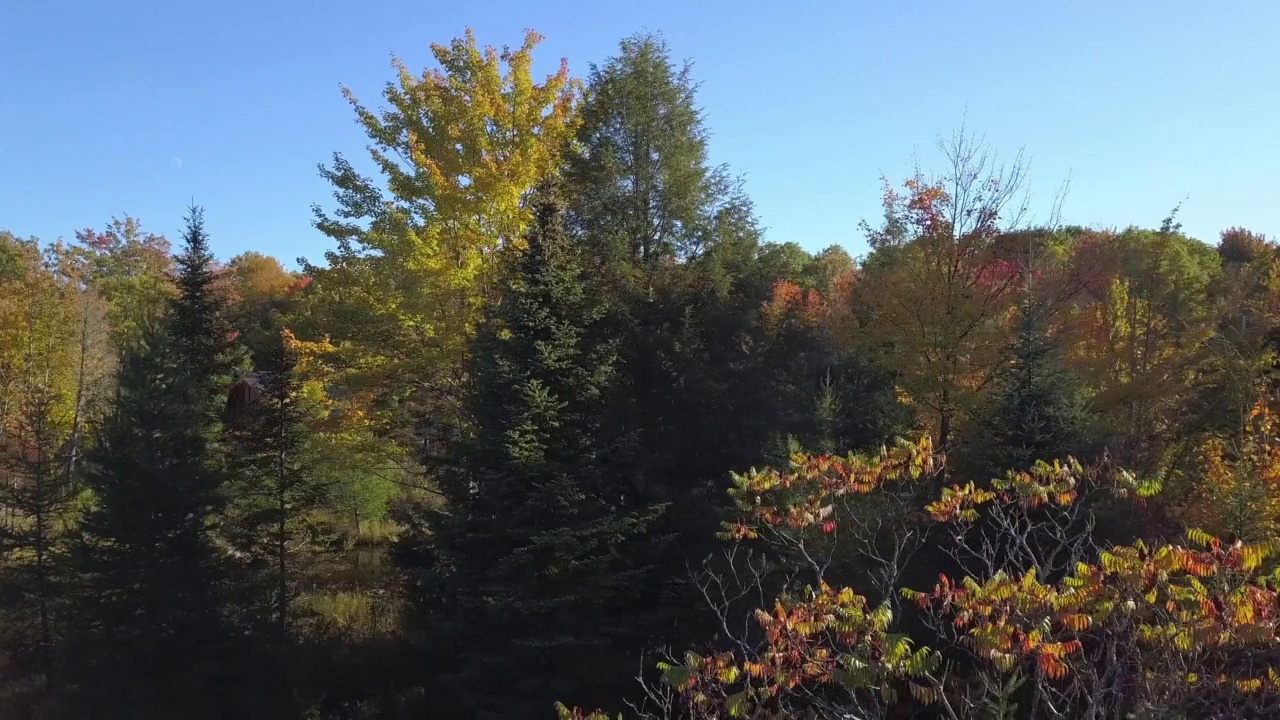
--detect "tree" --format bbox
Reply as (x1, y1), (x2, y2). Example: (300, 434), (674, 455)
(858, 129), (1031, 455)
(224, 334), (325, 642)
(68, 207), (246, 717)
(0, 236), (82, 684)
(222, 251), (302, 369)
(956, 298), (1092, 482)
(400, 189), (665, 717)
(567, 31), (756, 285)
(66, 216), (176, 355)
(303, 28), (580, 451)
(1174, 398), (1280, 543)
(563, 28), (767, 557)
(1057, 226), (1222, 470)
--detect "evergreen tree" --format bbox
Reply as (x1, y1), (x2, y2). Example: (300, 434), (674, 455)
(568, 33), (755, 273)
(169, 206), (243, 426)
(0, 378), (77, 681)
(564, 33), (765, 503)
(958, 299), (1092, 481)
(68, 207), (246, 718)
(399, 189), (664, 718)
(564, 33), (818, 670)
(224, 335), (322, 643)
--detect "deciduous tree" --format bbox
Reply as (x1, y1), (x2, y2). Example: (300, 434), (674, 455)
(304, 28), (579, 450)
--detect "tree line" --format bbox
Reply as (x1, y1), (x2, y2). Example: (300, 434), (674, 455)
(3, 28), (1280, 719)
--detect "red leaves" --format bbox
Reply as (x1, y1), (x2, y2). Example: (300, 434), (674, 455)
(762, 279), (829, 331)
(723, 437), (937, 543)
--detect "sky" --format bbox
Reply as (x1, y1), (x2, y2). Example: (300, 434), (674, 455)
(2, 0), (1278, 267)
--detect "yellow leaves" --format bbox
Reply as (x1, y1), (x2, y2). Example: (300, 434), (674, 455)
(1058, 613), (1092, 632)
(1237, 677), (1264, 693)
(1186, 527), (1217, 550)
(1175, 396), (1280, 542)
(908, 681), (941, 705)
(727, 435), (938, 540)
(310, 28), (581, 420)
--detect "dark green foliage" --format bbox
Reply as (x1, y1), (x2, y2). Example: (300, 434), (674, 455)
(828, 352), (915, 452)
(567, 31), (758, 277)
(68, 330), (240, 717)
(66, 207), (253, 718)
(224, 336), (324, 643)
(957, 299), (1092, 481)
(170, 206), (246, 423)
(398, 189), (666, 718)
(565, 29), (768, 501)
(0, 385), (76, 679)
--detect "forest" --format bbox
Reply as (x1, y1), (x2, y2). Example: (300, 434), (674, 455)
(3, 28), (1280, 720)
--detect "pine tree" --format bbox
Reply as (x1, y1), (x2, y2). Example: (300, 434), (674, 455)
(400, 188), (665, 718)
(68, 206), (245, 718)
(958, 299), (1092, 481)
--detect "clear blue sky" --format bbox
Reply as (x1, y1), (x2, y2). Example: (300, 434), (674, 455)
(2, 0), (1277, 266)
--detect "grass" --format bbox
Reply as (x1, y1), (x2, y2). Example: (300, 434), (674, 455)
(299, 590), (399, 641)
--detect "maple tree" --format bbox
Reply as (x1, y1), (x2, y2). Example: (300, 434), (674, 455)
(303, 28), (580, 446)
(856, 130), (1031, 455)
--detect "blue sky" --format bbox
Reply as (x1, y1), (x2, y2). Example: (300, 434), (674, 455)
(2, 0), (1277, 266)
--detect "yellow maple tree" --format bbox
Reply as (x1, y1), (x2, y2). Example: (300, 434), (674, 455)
(302, 28), (580, 435)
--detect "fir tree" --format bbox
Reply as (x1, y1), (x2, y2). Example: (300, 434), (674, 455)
(68, 207), (246, 718)
(400, 188), (665, 718)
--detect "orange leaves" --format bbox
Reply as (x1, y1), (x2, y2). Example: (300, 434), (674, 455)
(1176, 397), (1280, 542)
(761, 279), (830, 333)
(720, 436), (937, 543)
(657, 583), (942, 716)
(913, 524), (1280, 697)
(1029, 638), (1080, 676)
(901, 178), (952, 238)
(1059, 613), (1092, 632)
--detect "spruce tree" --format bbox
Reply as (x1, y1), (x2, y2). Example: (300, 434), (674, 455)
(564, 33), (812, 671)
(958, 299), (1092, 481)
(223, 335), (321, 643)
(401, 188), (664, 718)
(68, 206), (245, 718)
(0, 381), (77, 681)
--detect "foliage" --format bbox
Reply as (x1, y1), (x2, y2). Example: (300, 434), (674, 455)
(1176, 398), (1280, 542)
(303, 28), (580, 447)
(0, 237), (84, 678)
(8, 26), (1280, 720)
(399, 188), (666, 717)
(63, 216), (176, 354)
(224, 334), (327, 641)
(281, 330), (405, 528)
(223, 251), (303, 368)
(857, 130), (1030, 453)
(955, 298), (1093, 480)
(66, 207), (250, 717)
(564, 439), (1280, 719)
